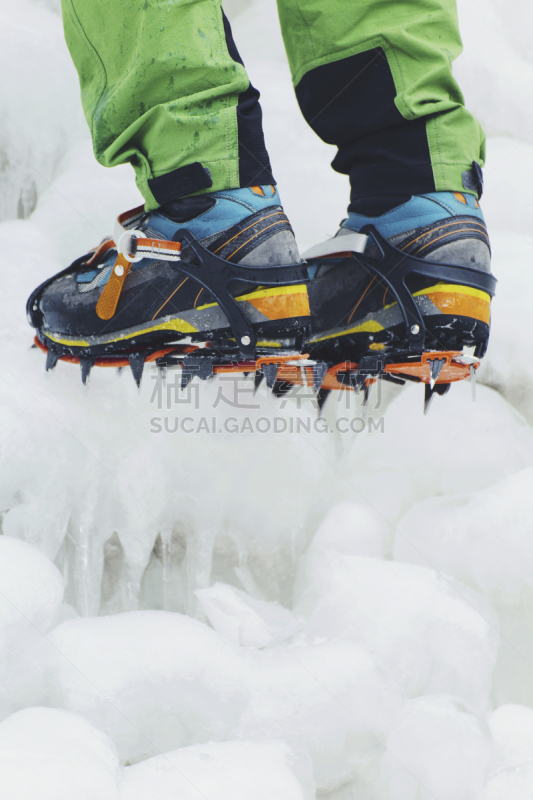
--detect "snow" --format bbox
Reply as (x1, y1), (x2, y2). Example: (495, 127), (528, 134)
(0, 535), (63, 650)
(0, 707), (120, 800)
(384, 695), (493, 800)
(118, 740), (315, 800)
(297, 554), (498, 713)
(489, 704), (533, 770)
(196, 582), (304, 647)
(0, 0), (533, 797)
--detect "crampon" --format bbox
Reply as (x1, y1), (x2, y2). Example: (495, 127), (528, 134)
(29, 207), (497, 415)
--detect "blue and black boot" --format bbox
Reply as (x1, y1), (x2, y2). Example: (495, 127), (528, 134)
(27, 186), (311, 380)
(304, 191), (496, 366)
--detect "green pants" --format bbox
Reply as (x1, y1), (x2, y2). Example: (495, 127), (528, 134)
(61, 0), (485, 210)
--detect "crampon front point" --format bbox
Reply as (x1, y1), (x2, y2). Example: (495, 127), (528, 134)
(29, 207), (496, 415)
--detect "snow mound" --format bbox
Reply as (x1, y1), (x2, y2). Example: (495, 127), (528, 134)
(297, 555), (498, 713)
(0, 707), (119, 800)
(119, 740), (314, 800)
(394, 470), (533, 707)
(341, 382), (533, 525)
(196, 582), (303, 647)
(19, 609), (402, 790)
(394, 468), (533, 598)
(489, 704), (533, 771)
(383, 695), (492, 800)
(0, 535), (63, 659)
(480, 763), (533, 800)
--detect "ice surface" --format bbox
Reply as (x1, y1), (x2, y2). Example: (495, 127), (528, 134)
(456, 0), (533, 138)
(394, 469), (533, 708)
(0, 707), (120, 800)
(338, 381), (533, 529)
(0, 0), (533, 797)
(0, 536), (63, 658)
(296, 555), (498, 713)
(489, 704), (533, 770)
(18, 608), (402, 789)
(383, 695), (493, 800)
(394, 468), (533, 598)
(0, 0), (83, 223)
(118, 740), (315, 800)
(480, 764), (533, 800)
(196, 582), (304, 647)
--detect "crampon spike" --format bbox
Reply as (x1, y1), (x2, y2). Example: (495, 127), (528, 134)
(262, 362), (279, 389)
(424, 384), (435, 416)
(198, 359), (215, 380)
(181, 368), (194, 390)
(347, 370), (365, 391)
(312, 362), (329, 393)
(316, 388), (331, 415)
(470, 364), (476, 401)
(423, 381), (451, 415)
(272, 379), (292, 398)
(128, 352), (146, 389)
(428, 357), (446, 389)
(362, 382), (371, 421)
(45, 349), (60, 372)
(80, 356), (94, 387)
(254, 371), (264, 394)
(436, 382), (451, 398)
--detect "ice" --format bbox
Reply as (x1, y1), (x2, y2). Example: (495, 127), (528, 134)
(383, 695), (493, 800)
(0, 536), (63, 659)
(0, 0), (533, 797)
(338, 381), (533, 528)
(31, 611), (242, 762)
(196, 582), (303, 647)
(480, 764), (533, 800)
(18, 609), (401, 791)
(394, 468), (533, 598)
(489, 704), (533, 770)
(0, 536), (65, 718)
(0, 707), (120, 800)
(456, 0), (533, 138)
(118, 740), (315, 800)
(0, 0), (83, 222)
(296, 555), (498, 713)
(301, 501), (389, 561)
(394, 469), (533, 707)
(476, 228), (533, 424)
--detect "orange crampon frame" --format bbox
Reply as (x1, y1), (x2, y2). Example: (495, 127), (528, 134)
(34, 337), (478, 414)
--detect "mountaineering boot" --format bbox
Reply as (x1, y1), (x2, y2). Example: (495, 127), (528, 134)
(27, 186), (311, 371)
(304, 191), (495, 365)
